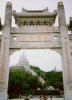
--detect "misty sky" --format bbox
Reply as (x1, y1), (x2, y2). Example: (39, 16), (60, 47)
(0, 0), (72, 71)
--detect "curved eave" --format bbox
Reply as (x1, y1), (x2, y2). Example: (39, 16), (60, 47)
(13, 12), (57, 18)
(68, 17), (72, 31)
(0, 17), (2, 31)
(12, 11), (57, 26)
(0, 35), (2, 41)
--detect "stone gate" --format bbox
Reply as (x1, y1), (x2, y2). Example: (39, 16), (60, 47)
(0, 2), (72, 100)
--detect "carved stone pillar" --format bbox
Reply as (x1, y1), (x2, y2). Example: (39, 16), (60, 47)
(58, 2), (72, 100)
(0, 2), (12, 100)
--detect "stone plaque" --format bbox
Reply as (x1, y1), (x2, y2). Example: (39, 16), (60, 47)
(19, 34), (50, 42)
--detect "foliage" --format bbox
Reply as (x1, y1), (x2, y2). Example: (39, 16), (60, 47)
(8, 68), (42, 98)
(8, 66), (63, 98)
(44, 71), (63, 90)
(31, 66), (63, 91)
(31, 66), (45, 78)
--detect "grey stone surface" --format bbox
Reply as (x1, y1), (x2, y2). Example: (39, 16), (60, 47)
(0, 1), (72, 100)
(58, 2), (72, 100)
(0, 2), (12, 100)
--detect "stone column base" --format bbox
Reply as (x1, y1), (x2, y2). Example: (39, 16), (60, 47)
(0, 91), (8, 100)
(66, 91), (72, 100)
(67, 95), (72, 100)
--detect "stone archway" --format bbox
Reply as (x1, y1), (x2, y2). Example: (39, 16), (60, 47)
(0, 2), (72, 100)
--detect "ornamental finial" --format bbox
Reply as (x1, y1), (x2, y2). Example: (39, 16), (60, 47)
(6, 2), (12, 9)
(58, 1), (64, 8)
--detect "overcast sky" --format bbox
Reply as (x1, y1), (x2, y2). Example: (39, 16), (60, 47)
(0, 0), (72, 72)
(0, 0), (72, 24)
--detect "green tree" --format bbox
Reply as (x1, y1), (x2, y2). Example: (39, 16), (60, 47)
(53, 81), (63, 90)
(8, 68), (42, 98)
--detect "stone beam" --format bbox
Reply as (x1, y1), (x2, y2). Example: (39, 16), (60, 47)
(9, 41), (61, 49)
(9, 30), (61, 49)
(11, 26), (60, 33)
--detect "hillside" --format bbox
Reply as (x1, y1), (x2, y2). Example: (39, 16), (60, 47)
(10, 65), (63, 90)
(9, 66), (63, 98)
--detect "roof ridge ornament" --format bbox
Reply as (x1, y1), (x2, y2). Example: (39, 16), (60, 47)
(44, 7), (49, 12)
(21, 7), (49, 13)
(22, 7), (27, 12)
